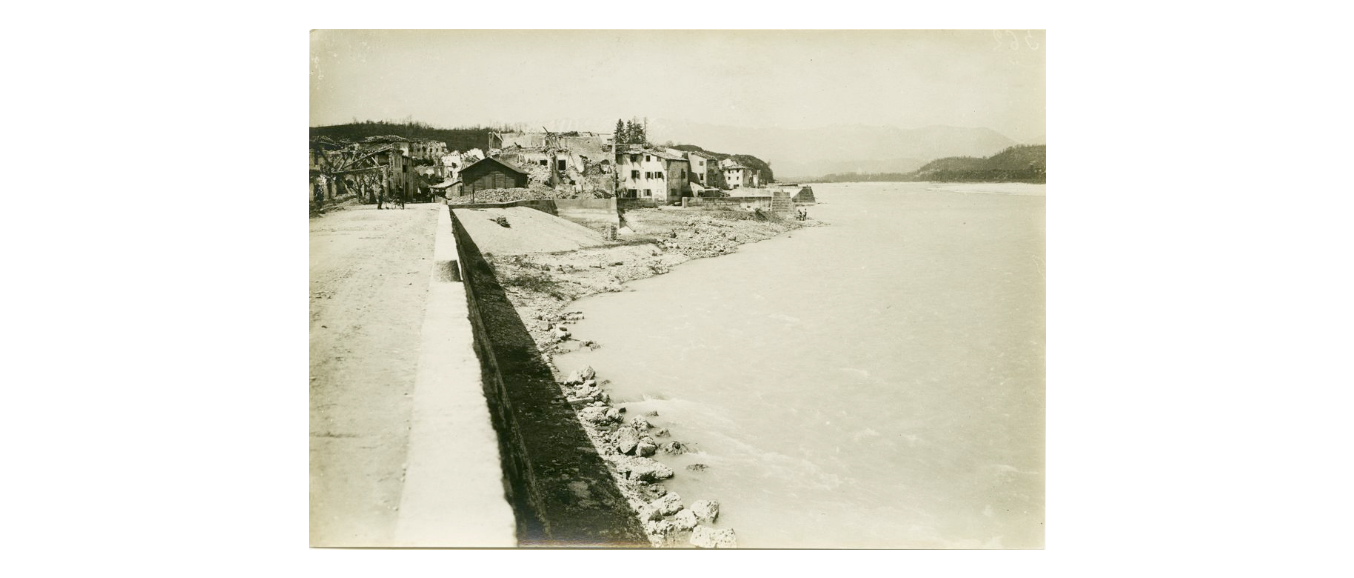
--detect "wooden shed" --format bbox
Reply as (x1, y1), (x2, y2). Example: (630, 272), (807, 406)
(461, 157), (529, 194)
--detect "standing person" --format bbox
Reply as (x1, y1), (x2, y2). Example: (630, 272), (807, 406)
(396, 181), (407, 209)
(376, 181), (385, 210)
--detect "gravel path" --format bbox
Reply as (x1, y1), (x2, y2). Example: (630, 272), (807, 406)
(309, 204), (440, 546)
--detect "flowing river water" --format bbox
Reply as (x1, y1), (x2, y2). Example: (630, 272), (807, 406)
(556, 182), (1045, 548)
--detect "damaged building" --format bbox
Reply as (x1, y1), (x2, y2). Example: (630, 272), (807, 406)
(408, 139), (448, 161)
(309, 137), (346, 204)
(490, 130), (612, 154)
(326, 143), (417, 204)
(489, 130), (614, 194)
(342, 135), (446, 161)
(437, 148), (484, 181)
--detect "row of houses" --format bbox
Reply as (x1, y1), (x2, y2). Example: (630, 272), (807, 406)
(614, 145), (762, 201)
(432, 135), (768, 204)
(311, 129), (772, 207)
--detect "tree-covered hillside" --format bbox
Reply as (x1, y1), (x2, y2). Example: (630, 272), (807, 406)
(309, 121), (503, 152)
(808, 145), (1045, 184)
(913, 145), (1044, 183)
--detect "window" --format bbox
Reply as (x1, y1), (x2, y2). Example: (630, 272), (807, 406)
(627, 188), (638, 197)
(646, 155), (652, 162)
(655, 172), (664, 180)
(631, 170), (640, 179)
(630, 154), (638, 162)
(643, 189), (651, 197)
(681, 170), (686, 179)
(539, 160), (547, 166)
(557, 159), (566, 171)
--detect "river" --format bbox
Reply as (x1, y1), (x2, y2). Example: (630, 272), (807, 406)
(557, 181), (1045, 548)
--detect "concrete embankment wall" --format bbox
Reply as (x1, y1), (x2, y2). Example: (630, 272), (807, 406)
(617, 198), (658, 211)
(682, 196), (774, 210)
(449, 206), (648, 547)
(683, 191), (796, 215)
(450, 199), (561, 215)
(554, 198), (620, 231)
(450, 198), (620, 232)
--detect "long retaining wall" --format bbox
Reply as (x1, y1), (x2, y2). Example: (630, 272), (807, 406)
(448, 198), (560, 215)
(682, 191), (795, 215)
(448, 198), (620, 232)
(555, 198), (620, 231)
(449, 206), (648, 547)
(682, 196), (774, 210)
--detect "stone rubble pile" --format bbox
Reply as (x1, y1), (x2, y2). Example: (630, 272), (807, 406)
(559, 364), (738, 548)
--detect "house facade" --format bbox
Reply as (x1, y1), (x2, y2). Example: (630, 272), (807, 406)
(657, 150), (692, 201)
(720, 158), (759, 189)
(615, 145), (671, 200)
(684, 150), (714, 187)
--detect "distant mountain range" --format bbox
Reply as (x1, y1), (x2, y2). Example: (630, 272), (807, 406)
(651, 120), (1023, 180)
(810, 144), (1045, 184)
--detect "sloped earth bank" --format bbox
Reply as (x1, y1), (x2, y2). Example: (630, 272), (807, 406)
(481, 206), (822, 546)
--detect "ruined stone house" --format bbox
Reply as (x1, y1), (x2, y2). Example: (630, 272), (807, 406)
(408, 139), (448, 161)
(327, 144), (415, 203)
(491, 130), (612, 155)
(309, 137), (349, 202)
(437, 149), (484, 181)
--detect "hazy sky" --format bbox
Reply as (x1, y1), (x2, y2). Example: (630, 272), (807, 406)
(310, 30), (1045, 142)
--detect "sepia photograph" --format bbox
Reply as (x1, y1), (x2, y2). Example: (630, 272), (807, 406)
(309, 29), (1045, 549)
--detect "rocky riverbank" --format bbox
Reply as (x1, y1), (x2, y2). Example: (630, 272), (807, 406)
(486, 206), (822, 355)
(557, 364), (736, 548)
(482, 206), (822, 547)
